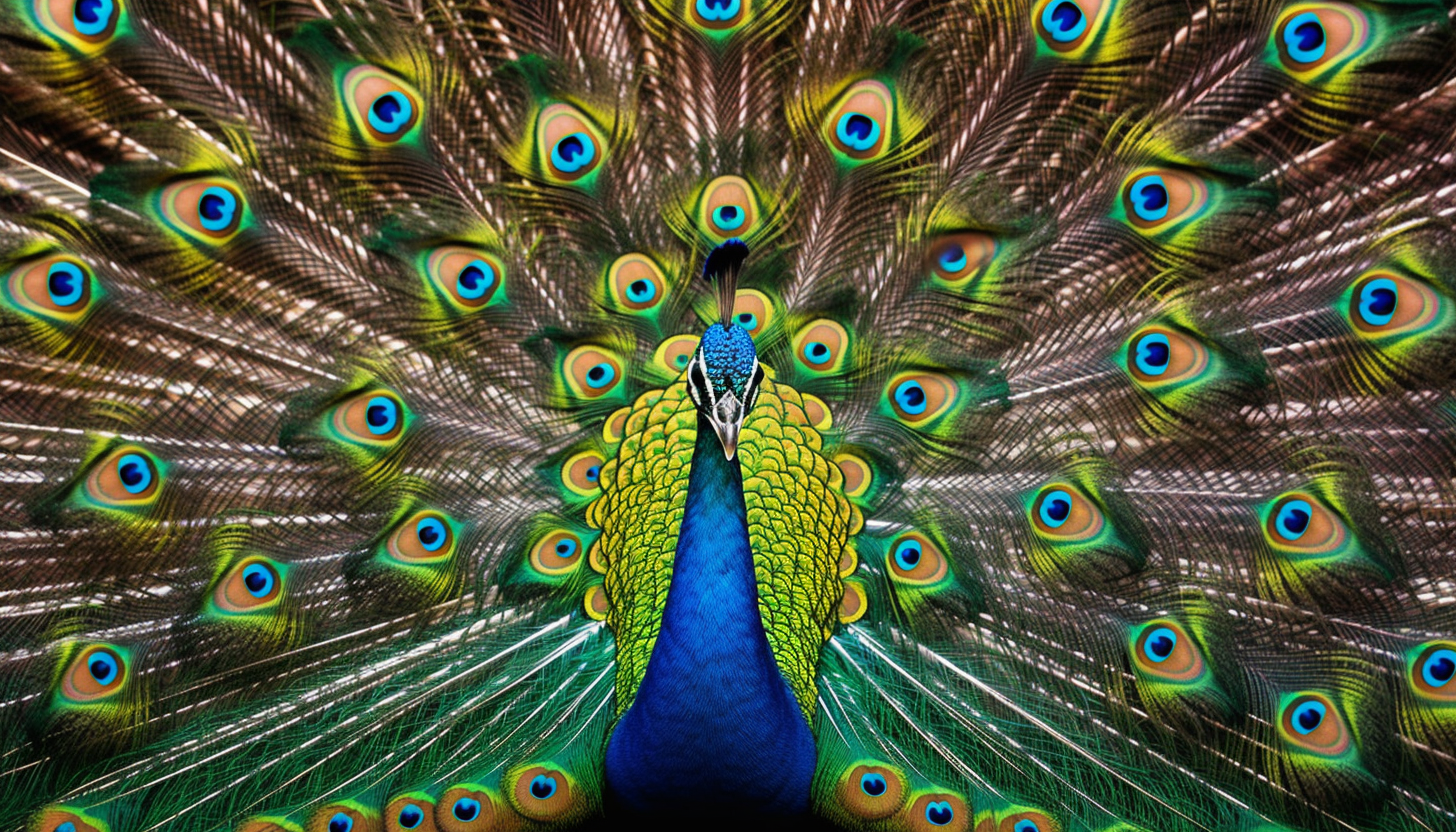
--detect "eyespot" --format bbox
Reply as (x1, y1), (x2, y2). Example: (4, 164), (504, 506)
(1030, 483), (1104, 540)
(584, 583), (611, 620)
(4, 254), (99, 325)
(1346, 271), (1442, 340)
(1273, 3), (1369, 78)
(311, 805), (369, 832)
(561, 346), (625, 399)
(838, 579), (867, 623)
(606, 253), (667, 314)
(436, 786), (494, 832)
(698, 176), (761, 240)
(792, 319), (850, 374)
(386, 511), (456, 564)
(1131, 619), (1206, 682)
(653, 334), (700, 376)
(1263, 491), (1346, 557)
(562, 450), (606, 497)
(690, 0), (747, 33)
(1409, 641), (1456, 701)
(1125, 325), (1210, 387)
(384, 795), (436, 832)
(836, 763), (906, 820)
(905, 793), (968, 832)
(331, 390), (407, 447)
(422, 246), (504, 312)
(800, 392), (833, 431)
(927, 232), (998, 287)
(341, 65), (422, 144)
(1032, 0), (1106, 53)
(83, 445), (161, 509)
(32, 809), (104, 832)
(60, 644), (127, 702)
(1001, 812), (1059, 832)
(1119, 168), (1210, 235)
(885, 371), (959, 424)
(730, 289), (774, 337)
(535, 103), (607, 185)
(1278, 692), (1351, 755)
(510, 766), (574, 822)
(212, 556), (285, 614)
(530, 530), (583, 576)
(823, 80), (894, 163)
(29, 0), (124, 52)
(156, 176), (247, 244)
(886, 532), (950, 586)
(834, 453), (873, 500)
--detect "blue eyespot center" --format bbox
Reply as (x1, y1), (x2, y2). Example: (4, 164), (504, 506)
(937, 243), (967, 273)
(1274, 499), (1312, 541)
(1039, 489), (1072, 528)
(551, 133), (595, 174)
(585, 362), (616, 389)
(365, 396), (399, 436)
(198, 186), (238, 232)
(697, 0), (741, 21)
(116, 452), (153, 494)
(88, 651), (119, 685)
(452, 798), (480, 821)
(54, 823), (78, 832)
(417, 517), (447, 552)
(925, 801), (954, 826)
(47, 261), (87, 307)
(458, 260), (496, 300)
(712, 204), (745, 231)
(555, 539), (578, 558)
(1042, 0), (1087, 42)
(1357, 278), (1397, 327)
(242, 563), (274, 598)
(736, 311), (758, 329)
(73, 0), (115, 36)
(1134, 332), (1171, 375)
(397, 805), (424, 829)
(805, 341), (832, 365)
(1285, 12), (1327, 64)
(859, 772), (888, 796)
(1423, 649), (1456, 687)
(1129, 175), (1170, 222)
(1144, 627), (1177, 663)
(368, 91), (414, 135)
(328, 812), (353, 832)
(626, 278), (656, 303)
(529, 774), (558, 800)
(1014, 821), (1041, 832)
(836, 112), (881, 152)
(586, 465), (601, 482)
(1292, 699), (1326, 734)
(894, 380), (927, 414)
(893, 539), (923, 571)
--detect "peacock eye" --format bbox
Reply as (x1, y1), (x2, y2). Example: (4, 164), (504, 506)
(60, 644), (127, 702)
(654, 334), (700, 376)
(691, 0), (745, 30)
(323, 809), (355, 832)
(835, 762), (906, 820)
(909, 794), (967, 830)
(1002, 813), (1057, 832)
(535, 103), (607, 185)
(510, 765), (574, 821)
(562, 346), (625, 399)
(453, 798), (479, 821)
(698, 176), (761, 240)
(792, 319), (850, 374)
(31, 0), (123, 52)
(1125, 326), (1210, 386)
(438, 786), (493, 828)
(421, 246), (505, 312)
(562, 450), (606, 496)
(927, 232), (998, 286)
(5, 254), (99, 324)
(1346, 271), (1441, 339)
(530, 529), (584, 576)
(1278, 692), (1351, 755)
(606, 253), (667, 314)
(1033, 0), (1105, 53)
(156, 176), (247, 244)
(730, 289), (775, 337)
(331, 390), (407, 447)
(1118, 168), (1210, 235)
(1263, 491), (1347, 556)
(886, 532), (950, 586)
(386, 511), (456, 564)
(1131, 619), (1206, 682)
(341, 65), (422, 144)
(212, 556), (285, 614)
(823, 80), (894, 163)
(1273, 3), (1369, 78)
(834, 453), (873, 500)
(389, 797), (430, 830)
(83, 445), (162, 509)
(1409, 641), (1456, 700)
(1030, 483), (1105, 541)
(885, 371), (959, 425)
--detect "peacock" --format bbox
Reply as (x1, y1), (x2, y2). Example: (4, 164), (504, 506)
(3, 0), (1456, 830)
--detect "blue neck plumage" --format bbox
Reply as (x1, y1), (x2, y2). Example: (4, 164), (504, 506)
(604, 414), (817, 817)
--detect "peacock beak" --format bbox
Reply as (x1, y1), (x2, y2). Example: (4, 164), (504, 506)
(708, 392), (745, 460)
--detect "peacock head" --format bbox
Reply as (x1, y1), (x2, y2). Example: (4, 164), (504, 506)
(687, 239), (763, 460)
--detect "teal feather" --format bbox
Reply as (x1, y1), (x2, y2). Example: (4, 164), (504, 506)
(2, 1), (1456, 831)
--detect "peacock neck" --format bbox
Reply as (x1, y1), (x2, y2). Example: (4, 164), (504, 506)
(604, 413), (817, 817)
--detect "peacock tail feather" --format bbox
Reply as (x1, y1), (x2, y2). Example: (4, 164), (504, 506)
(1, 0), (1455, 830)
